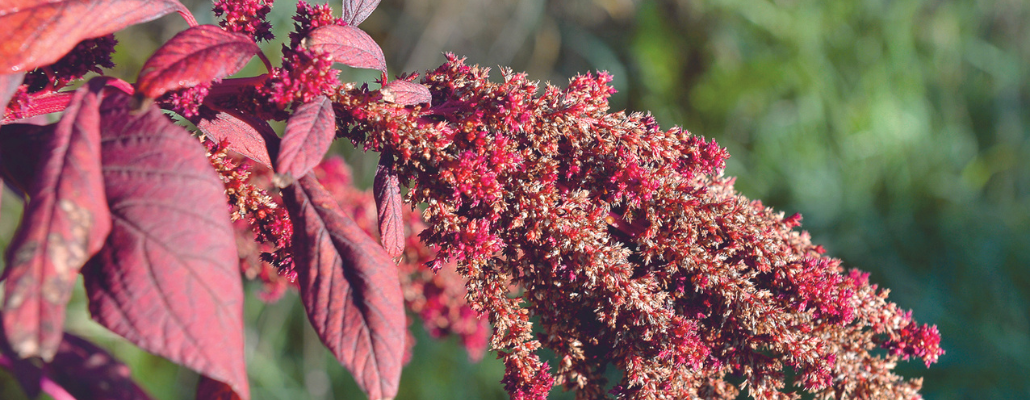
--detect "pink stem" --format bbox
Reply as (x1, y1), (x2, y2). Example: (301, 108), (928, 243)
(257, 52), (273, 72)
(176, 6), (199, 27)
(1, 91), (73, 124)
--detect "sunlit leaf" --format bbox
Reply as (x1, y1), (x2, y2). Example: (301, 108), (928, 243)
(0, 0), (191, 73)
(83, 90), (248, 399)
(136, 25), (259, 99)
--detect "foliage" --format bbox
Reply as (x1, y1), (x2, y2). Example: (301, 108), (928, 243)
(0, 0), (945, 399)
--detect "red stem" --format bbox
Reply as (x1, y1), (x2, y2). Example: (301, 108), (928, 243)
(0, 91), (73, 124)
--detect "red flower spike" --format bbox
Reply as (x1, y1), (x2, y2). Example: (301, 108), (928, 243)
(212, 0), (274, 42)
(283, 174), (405, 400)
(2, 79), (111, 361)
(305, 25), (387, 72)
(276, 95), (336, 180)
(374, 154), (404, 257)
(84, 90), (248, 400)
(136, 25), (260, 99)
(257, 47), (339, 113)
(290, 1), (345, 48)
(0, 0), (191, 73)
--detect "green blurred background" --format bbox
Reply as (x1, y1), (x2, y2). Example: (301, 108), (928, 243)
(2, 0), (1028, 399)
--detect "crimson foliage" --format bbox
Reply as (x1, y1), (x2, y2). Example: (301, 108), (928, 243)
(0, 0), (941, 399)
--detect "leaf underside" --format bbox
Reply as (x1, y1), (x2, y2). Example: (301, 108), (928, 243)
(276, 95), (336, 179)
(306, 25), (387, 72)
(83, 90), (248, 399)
(2, 81), (111, 360)
(0, 0), (189, 73)
(341, 0), (380, 26)
(373, 156), (404, 257)
(283, 174), (405, 400)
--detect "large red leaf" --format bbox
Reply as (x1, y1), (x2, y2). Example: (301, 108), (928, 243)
(1, 73), (24, 119)
(2, 81), (111, 360)
(83, 91), (248, 399)
(0, 0), (190, 73)
(276, 95), (335, 180)
(283, 174), (404, 400)
(373, 155), (404, 257)
(306, 25), (386, 72)
(341, 0), (380, 26)
(136, 25), (260, 99)
(193, 106), (277, 168)
(380, 80), (431, 106)
(45, 333), (152, 400)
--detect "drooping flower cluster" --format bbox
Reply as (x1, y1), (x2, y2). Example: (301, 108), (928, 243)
(330, 54), (943, 400)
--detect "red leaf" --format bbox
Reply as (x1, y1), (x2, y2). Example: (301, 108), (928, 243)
(83, 91), (248, 399)
(0, 0), (190, 73)
(283, 174), (404, 400)
(276, 96), (335, 179)
(380, 80), (431, 106)
(373, 155), (404, 257)
(306, 25), (386, 72)
(137, 25), (260, 99)
(193, 106), (277, 168)
(2, 81), (112, 361)
(45, 333), (153, 400)
(1, 73), (25, 119)
(342, 0), (380, 26)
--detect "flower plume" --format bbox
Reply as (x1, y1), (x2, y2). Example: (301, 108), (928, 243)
(331, 54), (942, 399)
